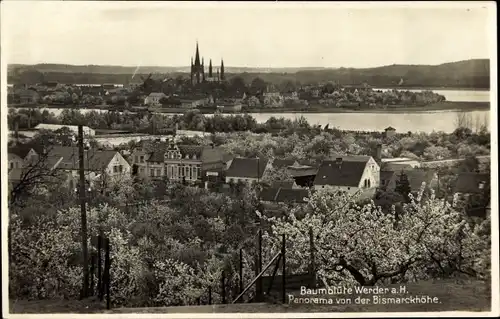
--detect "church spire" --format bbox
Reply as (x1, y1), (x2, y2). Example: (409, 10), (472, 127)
(194, 41), (201, 66)
(220, 58), (225, 80)
(209, 59), (213, 77)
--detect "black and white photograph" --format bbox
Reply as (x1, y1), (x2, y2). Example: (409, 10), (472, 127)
(1, 1), (498, 317)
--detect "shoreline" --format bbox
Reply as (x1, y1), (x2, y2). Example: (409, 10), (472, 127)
(9, 101), (490, 115)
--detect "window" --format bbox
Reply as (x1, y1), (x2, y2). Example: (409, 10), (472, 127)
(139, 168), (145, 174)
(347, 187), (351, 190)
(140, 156), (144, 163)
(113, 166), (118, 173)
(9, 162), (13, 169)
(381, 179), (386, 185)
(156, 168), (161, 176)
(368, 179), (371, 188)
(189, 166), (193, 180)
(135, 156), (139, 163)
(184, 166), (189, 177)
(119, 165), (123, 173)
(197, 166), (201, 179)
(150, 169), (155, 177)
(478, 182), (485, 190)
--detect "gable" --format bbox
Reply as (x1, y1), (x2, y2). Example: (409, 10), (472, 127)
(314, 160), (368, 187)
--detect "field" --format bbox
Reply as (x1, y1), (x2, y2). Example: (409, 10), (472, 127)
(9, 279), (491, 314)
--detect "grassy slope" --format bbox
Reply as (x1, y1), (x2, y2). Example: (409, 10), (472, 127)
(9, 279), (491, 314)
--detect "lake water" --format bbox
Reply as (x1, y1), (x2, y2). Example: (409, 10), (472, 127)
(20, 89), (491, 135)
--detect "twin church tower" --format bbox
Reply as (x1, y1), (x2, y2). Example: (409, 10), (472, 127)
(190, 42), (225, 85)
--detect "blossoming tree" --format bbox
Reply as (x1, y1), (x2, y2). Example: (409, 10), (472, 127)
(258, 186), (490, 287)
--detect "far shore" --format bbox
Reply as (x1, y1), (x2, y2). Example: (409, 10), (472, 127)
(10, 101), (490, 115)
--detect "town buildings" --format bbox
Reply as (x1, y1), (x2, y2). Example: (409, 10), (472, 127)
(130, 142), (231, 183)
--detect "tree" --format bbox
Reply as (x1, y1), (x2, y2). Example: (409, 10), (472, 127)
(258, 188), (490, 287)
(250, 77), (267, 94)
(394, 171), (411, 203)
(260, 166), (295, 185)
(229, 76), (246, 94)
(455, 112), (473, 130)
(8, 145), (66, 207)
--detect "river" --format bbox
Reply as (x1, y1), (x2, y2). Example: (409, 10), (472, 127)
(18, 89), (491, 135)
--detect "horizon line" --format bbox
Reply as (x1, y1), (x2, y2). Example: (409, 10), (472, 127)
(7, 58), (490, 71)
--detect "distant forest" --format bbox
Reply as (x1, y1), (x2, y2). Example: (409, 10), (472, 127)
(8, 59), (490, 89)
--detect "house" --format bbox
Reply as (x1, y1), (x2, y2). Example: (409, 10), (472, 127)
(260, 187), (310, 204)
(453, 172), (490, 196)
(383, 169), (438, 194)
(144, 92), (167, 106)
(18, 89), (40, 105)
(33, 123), (96, 137)
(282, 92), (299, 101)
(48, 146), (131, 189)
(7, 145), (65, 191)
(452, 172), (490, 217)
(262, 92), (284, 107)
(130, 143), (230, 183)
(225, 157), (270, 184)
(313, 155), (380, 195)
(180, 98), (207, 108)
(384, 126), (397, 138)
(271, 159), (319, 187)
(8, 145), (39, 169)
(381, 157), (421, 171)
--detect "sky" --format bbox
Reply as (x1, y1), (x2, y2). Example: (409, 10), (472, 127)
(1, 1), (495, 68)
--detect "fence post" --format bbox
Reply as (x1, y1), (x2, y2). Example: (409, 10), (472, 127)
(257, 229), (263, 301)
(208, 286), (212, 305)
(239, 248), (243, 302)
(97, 235), (103, 301)
(90, 253), (95, 296)
(281, 234), (286, 304)
(105, 237), (111, 310)
(221, 271), (226, 304)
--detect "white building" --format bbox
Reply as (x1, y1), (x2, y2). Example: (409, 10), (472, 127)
(313, 155), (380, 196)
(145, 93), (168, 106)
(225, 157), (271, 184)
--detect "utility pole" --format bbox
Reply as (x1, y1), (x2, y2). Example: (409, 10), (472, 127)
(78, 125), (89, 298)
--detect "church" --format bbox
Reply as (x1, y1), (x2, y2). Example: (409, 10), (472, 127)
(190, 42), (225, 85)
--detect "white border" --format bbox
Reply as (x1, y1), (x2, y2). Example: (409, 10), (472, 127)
(1, 1), (498, 318)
